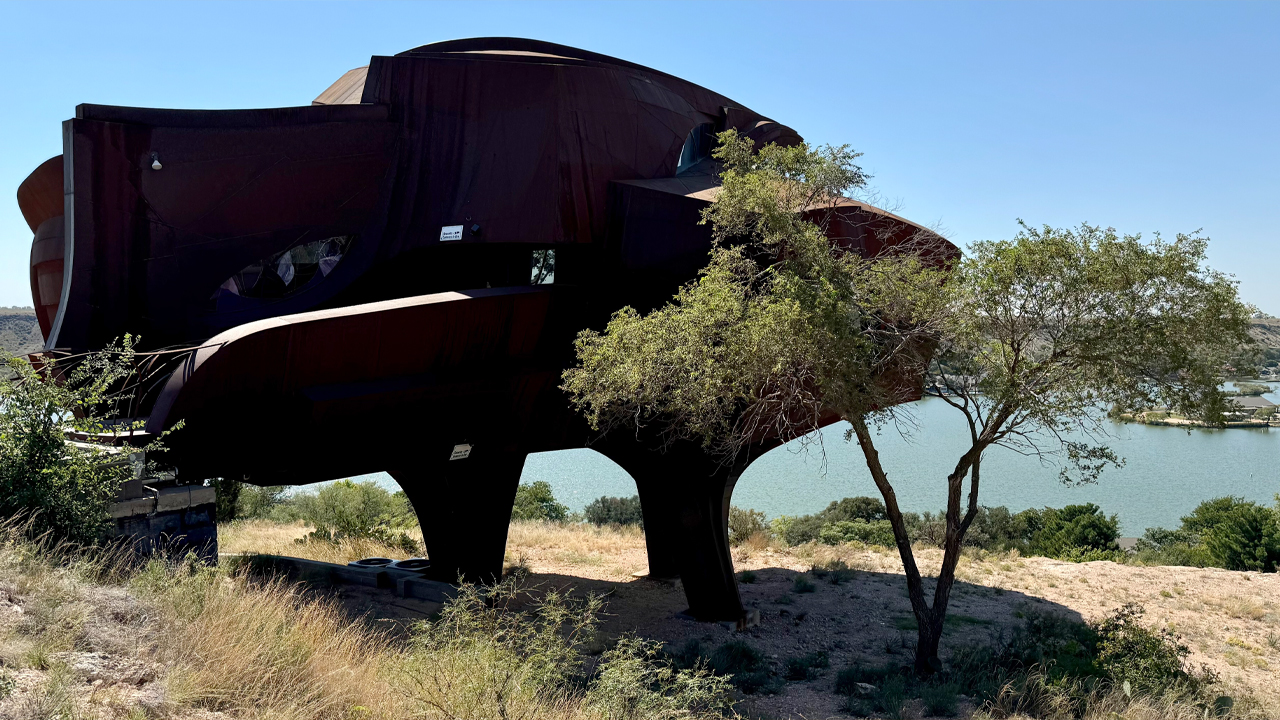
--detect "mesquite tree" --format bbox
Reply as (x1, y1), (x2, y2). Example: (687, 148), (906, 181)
(562, 131), (1253, 674)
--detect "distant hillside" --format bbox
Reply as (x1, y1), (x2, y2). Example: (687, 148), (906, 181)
(1249, 318), (1280, 348)
(0, 308), (43, 358)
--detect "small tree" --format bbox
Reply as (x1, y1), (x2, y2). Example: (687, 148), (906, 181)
(0, 337), (165, 545)
(564, 131), (1253, 673)
(511, 480), (569, 522)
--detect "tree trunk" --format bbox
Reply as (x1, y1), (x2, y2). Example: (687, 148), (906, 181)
(915, 610), (945, 675)
(850, 415), (985, 676)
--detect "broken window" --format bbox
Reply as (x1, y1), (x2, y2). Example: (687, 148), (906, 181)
(210, 235), (355, 308)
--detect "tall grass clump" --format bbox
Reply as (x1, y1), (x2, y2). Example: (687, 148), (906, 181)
(133, 554), (399, 718)
(397, 579), (733, 720)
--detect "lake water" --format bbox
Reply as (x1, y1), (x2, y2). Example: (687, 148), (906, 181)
(356, 386), (1280, 536)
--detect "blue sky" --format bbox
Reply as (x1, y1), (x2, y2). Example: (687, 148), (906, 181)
(2, 1), (1277, 311)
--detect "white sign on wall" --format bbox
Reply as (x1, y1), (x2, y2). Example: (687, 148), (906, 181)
(440, 225), (464, 242)
(449, 443), (472, 461)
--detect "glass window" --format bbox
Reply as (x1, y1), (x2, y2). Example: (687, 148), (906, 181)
(530, 249), (555, 285)
(210, 235), (355, 310)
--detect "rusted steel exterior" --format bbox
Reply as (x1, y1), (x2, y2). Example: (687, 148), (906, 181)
(17, 38), (956, 621)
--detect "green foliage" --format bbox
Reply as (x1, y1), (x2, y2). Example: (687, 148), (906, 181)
(822, 496), (887, 522)
(210, 478), (242, 522)
(1230, 382), (1270, 396)
(290, 480), (421, 554)
(401, 580), (601, 716)
(818, 519), (896, 547)
(707, 640), (780, 695)
(1201, 501), (1280, 572)
(791, 575), (815, 593)
(1183, 497), (1249, 535)
(510, 481), (569, 522)
(770, 514), (825, 546)
(235, 485), (289, 520)
(771, 496), (889, 546)
(919, 682), (960, 717)
(1026, 504), (1121, 559)
(1131, 527), (1214, 567)
(587, 636), (734, 719)
(0, 339), (166, 545)
(810, 558), (856, 585)
(1094, 604), (1194, 694)
(783, 651), (829, 681)
(563, 128), (1252, 674)
(727, 506), (768, 545)
(1146, 496), (1280, 572)
(400, 579), (733, 718)
(833, 605), (1216, 715)
(583, 495), (644, 527)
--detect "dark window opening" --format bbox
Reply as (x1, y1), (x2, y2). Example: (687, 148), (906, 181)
(676, 122), (716, 175)
(208, 235), (356, 312)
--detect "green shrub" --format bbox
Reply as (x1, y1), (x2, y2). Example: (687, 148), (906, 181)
(707, 640), (780, 695)
(510, 481), (568, 522)
(1054, 545), (1128, 563)
(817, 519), (895, 547)
(783, 651), (828, 681)
(1131, 527), (1213, 567)
(738, 570), (756, 584)
(727, 506), (768, 545)
(919, 682), (960, 717)
(769, 514), (818, 545)
(587, 636), (734, 719)
(1093, 603), (1193, 694)
(1181, 497), (1244, 536)
(1202, 501), (1280, 572)
(583, 495), (644, 527)
(792, 575), (815, 593)
(834, 662), (900, 696)
(402, 579), (733, 718)
(810, 558), (856, 585)
(964, 506), (1037, 552)
(290, 480), (421, 553)
(0, 344), (155, 545)
(1028, 504), (1120, 559)
(236, 485), (289, 520)
(821, 496), (886, 523)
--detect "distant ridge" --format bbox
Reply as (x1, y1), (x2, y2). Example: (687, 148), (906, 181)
(1248, 318), (1280, 348)
(0, 308), (43, 358)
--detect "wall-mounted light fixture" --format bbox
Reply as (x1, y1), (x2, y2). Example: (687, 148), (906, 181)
(150, 152), (162, 171)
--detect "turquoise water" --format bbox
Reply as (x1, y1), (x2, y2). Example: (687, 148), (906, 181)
(356, 388), (1280, 536)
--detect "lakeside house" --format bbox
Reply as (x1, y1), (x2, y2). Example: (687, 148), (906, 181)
(1231, 395), (1277, 414)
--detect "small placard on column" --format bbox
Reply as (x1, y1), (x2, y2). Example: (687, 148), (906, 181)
(440, 225), (464, 242)
(449, 444), (472, 461)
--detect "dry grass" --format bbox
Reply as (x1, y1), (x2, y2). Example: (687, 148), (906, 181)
(220, 519), (424, 564)
(6, 518), (1278, 719)
(0, 523), (728, 720)
(505, 520), (648, 581)
(143, 565), (407, 719)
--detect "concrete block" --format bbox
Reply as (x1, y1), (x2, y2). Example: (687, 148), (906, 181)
(398, 577), (457, 604)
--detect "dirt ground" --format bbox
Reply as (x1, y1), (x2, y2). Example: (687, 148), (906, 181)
(222, 520), (1280, 719)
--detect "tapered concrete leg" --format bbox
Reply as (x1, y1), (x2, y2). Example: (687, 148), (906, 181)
(600, 441), (746, 621)
(389, 450), (527, 584)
